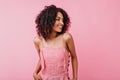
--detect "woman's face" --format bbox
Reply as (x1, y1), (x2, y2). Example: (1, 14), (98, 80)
(52, 12), (64, 33)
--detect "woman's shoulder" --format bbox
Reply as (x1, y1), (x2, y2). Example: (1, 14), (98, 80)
(33, 35), (42, 44)
(62, 32), (73, 41)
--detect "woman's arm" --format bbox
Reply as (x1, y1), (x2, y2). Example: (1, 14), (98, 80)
(64, 33), (78, 80)
(33, 36), (42, 80)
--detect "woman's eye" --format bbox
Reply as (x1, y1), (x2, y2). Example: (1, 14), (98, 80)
(56, 18), (60, 21)
(56, 18), (63, 22)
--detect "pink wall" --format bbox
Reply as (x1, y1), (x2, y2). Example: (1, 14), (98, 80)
(0, 0), (120, 80)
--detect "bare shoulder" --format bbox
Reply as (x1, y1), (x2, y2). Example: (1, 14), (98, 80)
(63, 32), (73, 41)
(33, 35), (41, 45)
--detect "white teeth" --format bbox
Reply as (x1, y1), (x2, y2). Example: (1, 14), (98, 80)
(58, 26), (62, 29)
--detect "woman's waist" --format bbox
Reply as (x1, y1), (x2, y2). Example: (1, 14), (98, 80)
(41, 65), (68, 75)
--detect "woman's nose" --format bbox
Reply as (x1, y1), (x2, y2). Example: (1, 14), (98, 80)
(59, 19), (64, 25)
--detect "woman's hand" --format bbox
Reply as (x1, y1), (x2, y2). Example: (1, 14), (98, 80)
(33, 73), (42, 80)
(72, 78), (77, 80)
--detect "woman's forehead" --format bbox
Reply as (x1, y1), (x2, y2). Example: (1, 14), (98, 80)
(56, 12), (63, 18)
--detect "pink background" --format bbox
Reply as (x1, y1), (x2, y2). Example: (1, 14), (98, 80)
(0, 0), (120, 80)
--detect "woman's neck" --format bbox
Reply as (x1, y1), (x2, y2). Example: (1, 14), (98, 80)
(48, 31), (58, 39)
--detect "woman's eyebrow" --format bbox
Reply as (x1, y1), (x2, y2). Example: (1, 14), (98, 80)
(56, 16), (63, 19)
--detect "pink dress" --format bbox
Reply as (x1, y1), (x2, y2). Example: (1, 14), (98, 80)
(39, 47), (70, 80)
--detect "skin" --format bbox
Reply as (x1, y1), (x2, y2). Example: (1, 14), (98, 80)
(33, 12), (78, 80)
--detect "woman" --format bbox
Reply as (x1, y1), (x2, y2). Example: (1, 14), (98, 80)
(33, 5), (78, 80)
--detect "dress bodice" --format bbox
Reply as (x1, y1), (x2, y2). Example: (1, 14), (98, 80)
(39, 47), (70, 80)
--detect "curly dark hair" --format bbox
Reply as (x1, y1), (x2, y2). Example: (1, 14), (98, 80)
(35, 5), (70, 39)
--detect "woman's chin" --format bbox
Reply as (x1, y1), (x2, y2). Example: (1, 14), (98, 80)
(57, 30), (62, 33)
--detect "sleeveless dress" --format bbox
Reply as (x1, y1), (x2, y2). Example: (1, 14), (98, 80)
(39, 47), (70, 80)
